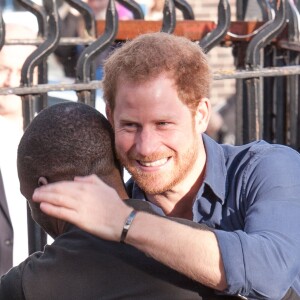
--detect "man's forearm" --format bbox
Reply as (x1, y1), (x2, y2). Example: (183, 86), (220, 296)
(125, 211), (227, 291)
(32, 176), (227, 290)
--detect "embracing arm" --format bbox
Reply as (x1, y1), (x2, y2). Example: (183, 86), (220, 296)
(33, 146), (300, 299)
(216, 146), (300, 299)
(32, 175), (227, 291)
(125, 210), (226, 290)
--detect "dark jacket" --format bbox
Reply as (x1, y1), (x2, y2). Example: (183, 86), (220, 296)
(0, 199), (224, 300)
(0, 170), (13, 276)
(0, 227), (214, 300)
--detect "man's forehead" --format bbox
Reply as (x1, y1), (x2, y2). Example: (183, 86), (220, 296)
(116, 71), (174, 87)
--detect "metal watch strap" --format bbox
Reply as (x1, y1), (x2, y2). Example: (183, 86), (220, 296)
(120, 210), (137, 243)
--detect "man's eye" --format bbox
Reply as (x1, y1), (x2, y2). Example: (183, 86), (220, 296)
(122, 123), (138, 131)
(157, 122), (170, 126)
(125, 123), (136, 127)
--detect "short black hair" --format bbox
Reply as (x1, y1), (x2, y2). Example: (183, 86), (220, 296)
(18, 102), (121, 194)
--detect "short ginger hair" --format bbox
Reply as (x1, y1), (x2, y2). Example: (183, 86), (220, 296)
(103, 32), (212, 112)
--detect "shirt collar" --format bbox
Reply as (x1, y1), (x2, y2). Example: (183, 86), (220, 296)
(129, 181), (165, 215)
(201, 134), (227, 204)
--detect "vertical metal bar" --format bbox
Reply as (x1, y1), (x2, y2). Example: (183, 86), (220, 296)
(17, 0), (48, 114)
(76, 0), (118, 106)
(174, 0), (194, 20)
(272, 46), (286, 145)
(258, 0), (276, 20)
(20, 0), (60, 125)
(17, 0), (47, 36)
(234, 0), (270, 144)
(244, 75), (263, 141)
(16, 0), (49, 256)
(288, 52), (300, 151)
(161, 0), (176, 34)
(65, 0), (96, 37)
(236, 0), (249, 21)
(245, 0), (287, 142)
(235, 67), (249, 145)
(286, 0), (300, 150)
(19, 0), (60, 254)
(17, 0), (48, 115)
(199, 0), (231, 53)
(262, 45), (275, 143)
(0, 8), (5, 51)
(234, 1), (249, 145)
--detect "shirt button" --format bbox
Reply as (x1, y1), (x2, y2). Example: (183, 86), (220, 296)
(5, 239), (13, 246)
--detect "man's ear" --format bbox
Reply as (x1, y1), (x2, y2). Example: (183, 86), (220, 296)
(194, 97), (211, 133)
(38, 176), (48, 187)
(106, 106), (114, 127)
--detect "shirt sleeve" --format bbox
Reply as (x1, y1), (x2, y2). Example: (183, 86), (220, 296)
(215, 145), (300, 299)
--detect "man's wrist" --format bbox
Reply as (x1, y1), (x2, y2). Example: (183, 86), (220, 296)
(120, 209), (138, 243)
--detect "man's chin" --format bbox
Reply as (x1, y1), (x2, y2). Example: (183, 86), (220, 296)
(132, 175), (171, 195)
(124, 164), (172, 193)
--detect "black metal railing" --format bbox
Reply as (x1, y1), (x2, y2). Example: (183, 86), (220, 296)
(0, 0), (300, 254)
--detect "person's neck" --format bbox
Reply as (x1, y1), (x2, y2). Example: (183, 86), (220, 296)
(146, 153), (206, 220)
(101, 171), (129, 200)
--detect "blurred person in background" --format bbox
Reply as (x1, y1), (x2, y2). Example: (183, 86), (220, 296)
(139, 0), (164, 20)
(87, 0), (133, 20)
(0, 23), (36, 275)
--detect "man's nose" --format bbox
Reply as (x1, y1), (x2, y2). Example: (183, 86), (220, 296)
(135, 128), (160, 157)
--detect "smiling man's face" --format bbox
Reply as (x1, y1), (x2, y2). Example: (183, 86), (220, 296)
(109, 73), (206, 195)
(0, 45), (31, 118)
(0, 24), (36, 121)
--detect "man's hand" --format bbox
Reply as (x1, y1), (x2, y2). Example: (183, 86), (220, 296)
(33, 174), (227, 291)
(32, 174), (132, 242)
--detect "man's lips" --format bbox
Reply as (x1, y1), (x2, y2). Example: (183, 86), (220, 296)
(137, 157), (169, 167)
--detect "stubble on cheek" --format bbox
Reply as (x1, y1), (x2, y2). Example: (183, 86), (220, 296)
(115, 147), (174, 194)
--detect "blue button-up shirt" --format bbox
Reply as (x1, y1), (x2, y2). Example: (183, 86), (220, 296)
(126, 134), (300, 299)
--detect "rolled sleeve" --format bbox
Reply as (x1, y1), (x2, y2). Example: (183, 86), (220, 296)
(215, 146), (300, 299)
(215, 230), (248, 296)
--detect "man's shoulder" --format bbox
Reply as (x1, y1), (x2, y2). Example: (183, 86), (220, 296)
(219, 139), (267, 157)
(220, 139), (298, 157)
(221, 140), (300, 202)
(19, 228), (207, 300)
(219, 139), (300, 169)
(0, 254), (41, 300)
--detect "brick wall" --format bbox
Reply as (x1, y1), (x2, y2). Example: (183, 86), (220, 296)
(181, 0), (237, 109)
